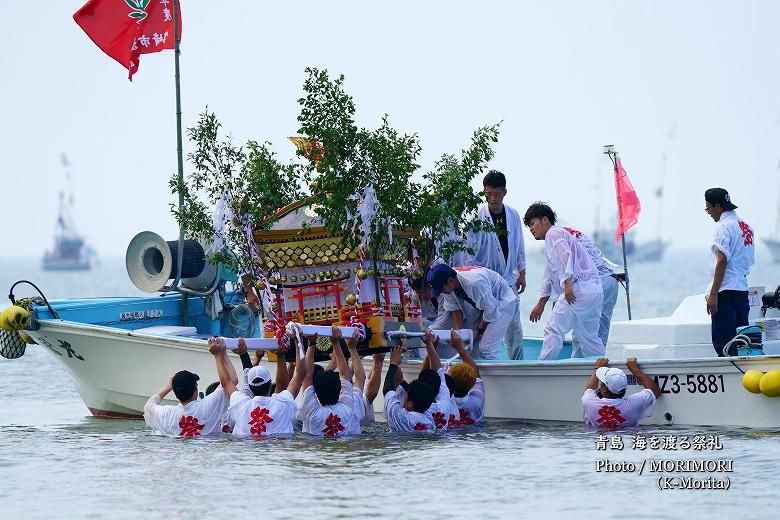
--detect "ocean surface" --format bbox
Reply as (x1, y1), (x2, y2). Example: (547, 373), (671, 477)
(1, 250), (779, 519)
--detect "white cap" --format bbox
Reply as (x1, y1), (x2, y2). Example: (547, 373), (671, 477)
(596, 366), (627, 394)
(247, 366), (272, 387)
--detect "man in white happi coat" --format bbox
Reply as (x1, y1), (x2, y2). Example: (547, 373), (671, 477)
(426, 263), (522, 360)
(464, 170), (526, 358)
(143, 337), (238, 437)
(525, 202), (605, 360)
(550, 227), (619, 348)
(704, 188), (755, 356)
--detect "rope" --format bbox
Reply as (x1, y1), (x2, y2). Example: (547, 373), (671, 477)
(228, 304), (256, 338)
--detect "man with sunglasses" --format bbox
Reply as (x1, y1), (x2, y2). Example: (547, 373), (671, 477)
(704, 188), (755, 356)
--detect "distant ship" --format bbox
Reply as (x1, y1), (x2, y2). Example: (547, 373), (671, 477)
(41, 155), (96, 271)
(764, 239), (780, 263)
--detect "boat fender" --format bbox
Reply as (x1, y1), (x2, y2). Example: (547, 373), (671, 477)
(0, 305), (30, 332)
(759, 371), (780, 397)
(742, 370), (764, 394)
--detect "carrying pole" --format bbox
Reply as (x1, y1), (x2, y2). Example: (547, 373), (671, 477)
(173, 0), (188, 325)
(603, 146), (632, 320)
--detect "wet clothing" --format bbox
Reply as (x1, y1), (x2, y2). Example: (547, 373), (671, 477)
(490, 207), (509, 262)
(228, 390), (297, 436)
(582, 388), (656, 428)
(301, 380), (364, 437)
(144, 388), (228, 438)
(564, 227), (619, 347)
(442, 266), (522, 359)
(453, 378), (485, 425)
(467, 204), (526, 288)
(539, 226), (605, 360)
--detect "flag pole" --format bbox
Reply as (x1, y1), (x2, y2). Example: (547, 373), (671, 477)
(603, 145), (632, 320)
(173, 0), (188, 325)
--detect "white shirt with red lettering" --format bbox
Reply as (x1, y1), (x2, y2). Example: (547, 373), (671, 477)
(383, 386), (436, 433)
(301, 380), (364, 437)
(540, 226), (601, 299)
(143, 388), (229, 437)
(428, 368), (460, 430)
(581, 388), (656, 428)
(453, 378), (485, 426)
(228, 390), (297, 436)
(708, 210), (755, 293)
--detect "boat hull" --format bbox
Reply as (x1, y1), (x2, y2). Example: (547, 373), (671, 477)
(25, 319), (780, 428)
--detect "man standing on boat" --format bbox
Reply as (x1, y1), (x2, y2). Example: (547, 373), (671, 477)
(531, 227), (619, 349)
(143, 337), (238, 437)
(426, 263), (521, 360)
(524, 202), (605, 360)
(704, 188), (755, 356)
(464, 170), (526, 359)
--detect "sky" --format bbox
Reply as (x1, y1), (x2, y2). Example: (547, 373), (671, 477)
(1, 0), (779, 259)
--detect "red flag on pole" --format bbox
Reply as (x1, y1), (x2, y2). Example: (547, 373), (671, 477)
(73, 0), (181, 81)
(613, 158), (641, 243)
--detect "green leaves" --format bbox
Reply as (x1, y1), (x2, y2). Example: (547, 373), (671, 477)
(171, 109), (304, 276)
(171, 69), (503, 281)
(125, 0), (149, 21)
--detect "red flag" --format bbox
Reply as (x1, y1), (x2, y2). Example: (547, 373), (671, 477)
(613, 158), (641, 243)
(73, 0), (181, 81)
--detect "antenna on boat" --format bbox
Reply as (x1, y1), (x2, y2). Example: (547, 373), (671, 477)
(160, 0), (189, 325)
(602, 144), (632, 320)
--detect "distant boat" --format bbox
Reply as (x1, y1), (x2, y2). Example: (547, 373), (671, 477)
(633, 238), (671, 262)
(592, 227), (635, 264)
(764, 239), (780, 263)
(42, 155), (96, 271)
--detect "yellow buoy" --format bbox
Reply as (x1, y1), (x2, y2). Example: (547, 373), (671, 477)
(742, 370), (764, 394)
(1, 305), (30, 331)
(759, 371), (780, 397)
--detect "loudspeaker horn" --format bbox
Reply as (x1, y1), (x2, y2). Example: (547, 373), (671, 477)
(125, 231), (218, 293)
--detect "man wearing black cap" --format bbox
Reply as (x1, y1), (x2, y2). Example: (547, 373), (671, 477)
(143, 337), (239, 437)
(704, 188), (755, 356)
(427, 263), (521, 359)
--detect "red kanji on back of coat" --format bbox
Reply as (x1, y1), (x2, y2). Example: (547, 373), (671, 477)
(73, 0), (182, 80)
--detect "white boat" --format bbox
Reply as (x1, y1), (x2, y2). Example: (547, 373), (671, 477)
(7, 283), (780, 428)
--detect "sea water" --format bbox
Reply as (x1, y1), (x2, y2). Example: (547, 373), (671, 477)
(1, 250), (778, 519)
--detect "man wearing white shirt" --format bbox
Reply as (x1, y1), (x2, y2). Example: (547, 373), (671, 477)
(427, 263), (522, 360)
(465, 170), (526, 357)
(704, 188), (755, 356)
(582, 357), (661, 428)
(300, 326), (364, 436)
(382, 345), (437, 433)
(560, 227), (619, 347)
(222, 336), (306, 437)
(143, 337), (237, 437)
(525, 202), (605, 360)
(417, 330), (459, 430)
(446, 330), (485, 426)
